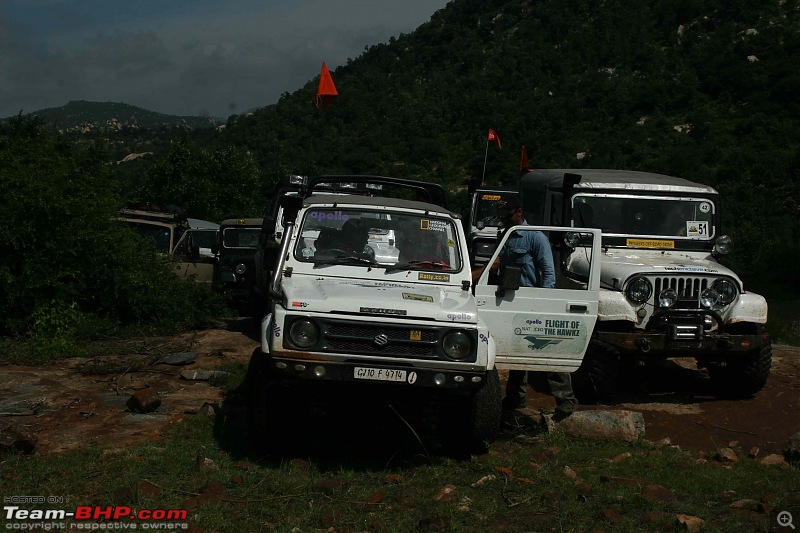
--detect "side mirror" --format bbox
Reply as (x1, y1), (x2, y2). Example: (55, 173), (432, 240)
(280, 196), (304, 225)
(495, 266), (521, 297)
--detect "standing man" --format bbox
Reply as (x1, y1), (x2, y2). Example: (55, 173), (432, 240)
(492, 197), (578, 418)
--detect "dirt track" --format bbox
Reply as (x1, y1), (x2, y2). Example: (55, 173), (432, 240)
(1, 321), (798, 456)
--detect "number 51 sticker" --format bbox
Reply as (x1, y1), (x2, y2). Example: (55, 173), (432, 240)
(686, 221), (709, 237)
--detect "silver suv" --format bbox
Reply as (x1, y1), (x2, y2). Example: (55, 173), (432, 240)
(520, 169), (771, 399)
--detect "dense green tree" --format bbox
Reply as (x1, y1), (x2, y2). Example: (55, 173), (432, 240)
(130, 137), (265, 221)
(0, 117), (225, 342)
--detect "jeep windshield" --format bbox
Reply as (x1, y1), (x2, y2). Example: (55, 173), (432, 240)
(222, 227), (260, 249)
(572, 195), (715, 240)
(294, 207), (462, 271)
(474, 191), (519, 227)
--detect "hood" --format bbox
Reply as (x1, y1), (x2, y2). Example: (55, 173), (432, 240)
(281, 276), (477, 323)
(569, 248), (742, 287)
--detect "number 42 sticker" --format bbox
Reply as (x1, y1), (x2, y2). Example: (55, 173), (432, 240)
(686, 221), (709, 237)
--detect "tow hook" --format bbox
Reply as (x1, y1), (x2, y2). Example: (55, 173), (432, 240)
(636, 338), (651, 353)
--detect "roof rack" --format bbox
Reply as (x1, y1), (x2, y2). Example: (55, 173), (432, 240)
(303, 175), (448, 208)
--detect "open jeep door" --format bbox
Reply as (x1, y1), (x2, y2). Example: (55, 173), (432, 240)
(475, 226), (602, 373)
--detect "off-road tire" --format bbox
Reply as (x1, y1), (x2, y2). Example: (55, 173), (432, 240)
(709, 343), (772, 398)
(439, 369), (501, 456)
(573, 339), (620, 403)
(246, 348), (288, 455)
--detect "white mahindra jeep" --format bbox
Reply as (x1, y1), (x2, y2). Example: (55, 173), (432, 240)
(519, 169), (771, 399)
(247, 176), (602, 454)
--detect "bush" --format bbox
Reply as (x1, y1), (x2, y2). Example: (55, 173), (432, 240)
(0, 116), (227, 344)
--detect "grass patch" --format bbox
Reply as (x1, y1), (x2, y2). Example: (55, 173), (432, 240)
(2, 414), (797, 532)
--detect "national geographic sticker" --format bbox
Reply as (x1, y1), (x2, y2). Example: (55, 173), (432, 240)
(482, 194), (501, 200)
(627, 239), (675, 249)
(402, 292), (434, 303)
(418, 272), (450, 282)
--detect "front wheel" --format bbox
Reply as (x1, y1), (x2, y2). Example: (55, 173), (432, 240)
(708, 343), (772, 398)
(439, 369), (501, 456)
(246, 349), (289, 455)
(572, 340), (620, 403)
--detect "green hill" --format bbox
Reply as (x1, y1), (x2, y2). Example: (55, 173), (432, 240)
(218, 0), (799, 293)
(6, 100), (219, 131)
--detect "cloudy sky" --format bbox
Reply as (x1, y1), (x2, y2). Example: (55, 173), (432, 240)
(0, 0), (450, 119)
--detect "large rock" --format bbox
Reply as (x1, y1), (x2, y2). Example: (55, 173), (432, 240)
(126, 387), (161, 413)
(547, 410), (645, 442)
(0, 421), (37, 454)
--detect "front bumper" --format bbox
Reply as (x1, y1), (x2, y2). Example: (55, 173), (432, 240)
(596, 327), (770, 358)
(265, 355), (489, 391)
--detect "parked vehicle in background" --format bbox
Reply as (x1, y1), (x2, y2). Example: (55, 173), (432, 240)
(466, 187), (519, 266)
(247, 175), (602, 455)
(519, 168), (771, 399)
(187, 218), (220, 259)
(216, 217), (263, 314)
(120, 206), (217, 283)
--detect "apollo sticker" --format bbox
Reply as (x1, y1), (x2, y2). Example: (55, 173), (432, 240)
(510, 316), (588, 351)
(686, 221), (709, 238)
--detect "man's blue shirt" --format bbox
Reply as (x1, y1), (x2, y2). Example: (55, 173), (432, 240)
(497, 221), (556, 288)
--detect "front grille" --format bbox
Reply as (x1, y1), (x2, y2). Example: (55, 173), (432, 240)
(653, 276), (710, 308)
(283, 316), (477, 362)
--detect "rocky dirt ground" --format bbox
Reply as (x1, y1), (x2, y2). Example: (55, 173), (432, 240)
(1, 319), (798, 457)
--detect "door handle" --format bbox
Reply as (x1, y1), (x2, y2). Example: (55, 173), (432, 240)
(568, 303), (588, 313)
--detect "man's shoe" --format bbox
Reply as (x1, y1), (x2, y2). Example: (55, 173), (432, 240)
(553, 402), (576, 421)
(501, 398), (525, 411)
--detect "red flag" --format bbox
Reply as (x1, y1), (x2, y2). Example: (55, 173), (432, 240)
(487, 129), (501, 149)
(315, 62), (338, 110)
(520, 145), (531, 175)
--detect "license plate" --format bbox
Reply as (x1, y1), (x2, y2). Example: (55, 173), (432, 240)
(354, 367), (406, 382)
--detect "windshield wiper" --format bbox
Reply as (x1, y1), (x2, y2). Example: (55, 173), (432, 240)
(385, 260), (449, 273)
(313, 255), (379, 268)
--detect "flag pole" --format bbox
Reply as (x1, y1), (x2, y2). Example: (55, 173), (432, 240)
(481, 139), (489, 187)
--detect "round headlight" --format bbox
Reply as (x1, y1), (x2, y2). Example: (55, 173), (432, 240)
(700, 287), (720, 308)
(289, 319), (319, 349)
(234, 263), (247, 275)
(625, 277), (652, 305)
(712, 279), (737, 305)
(714, 235), (733, 255)
(442, 330), (473, 360)
(658, 288), (678, 308)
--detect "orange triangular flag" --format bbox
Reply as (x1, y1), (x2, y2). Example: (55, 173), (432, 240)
(315, 62), (338, 110)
